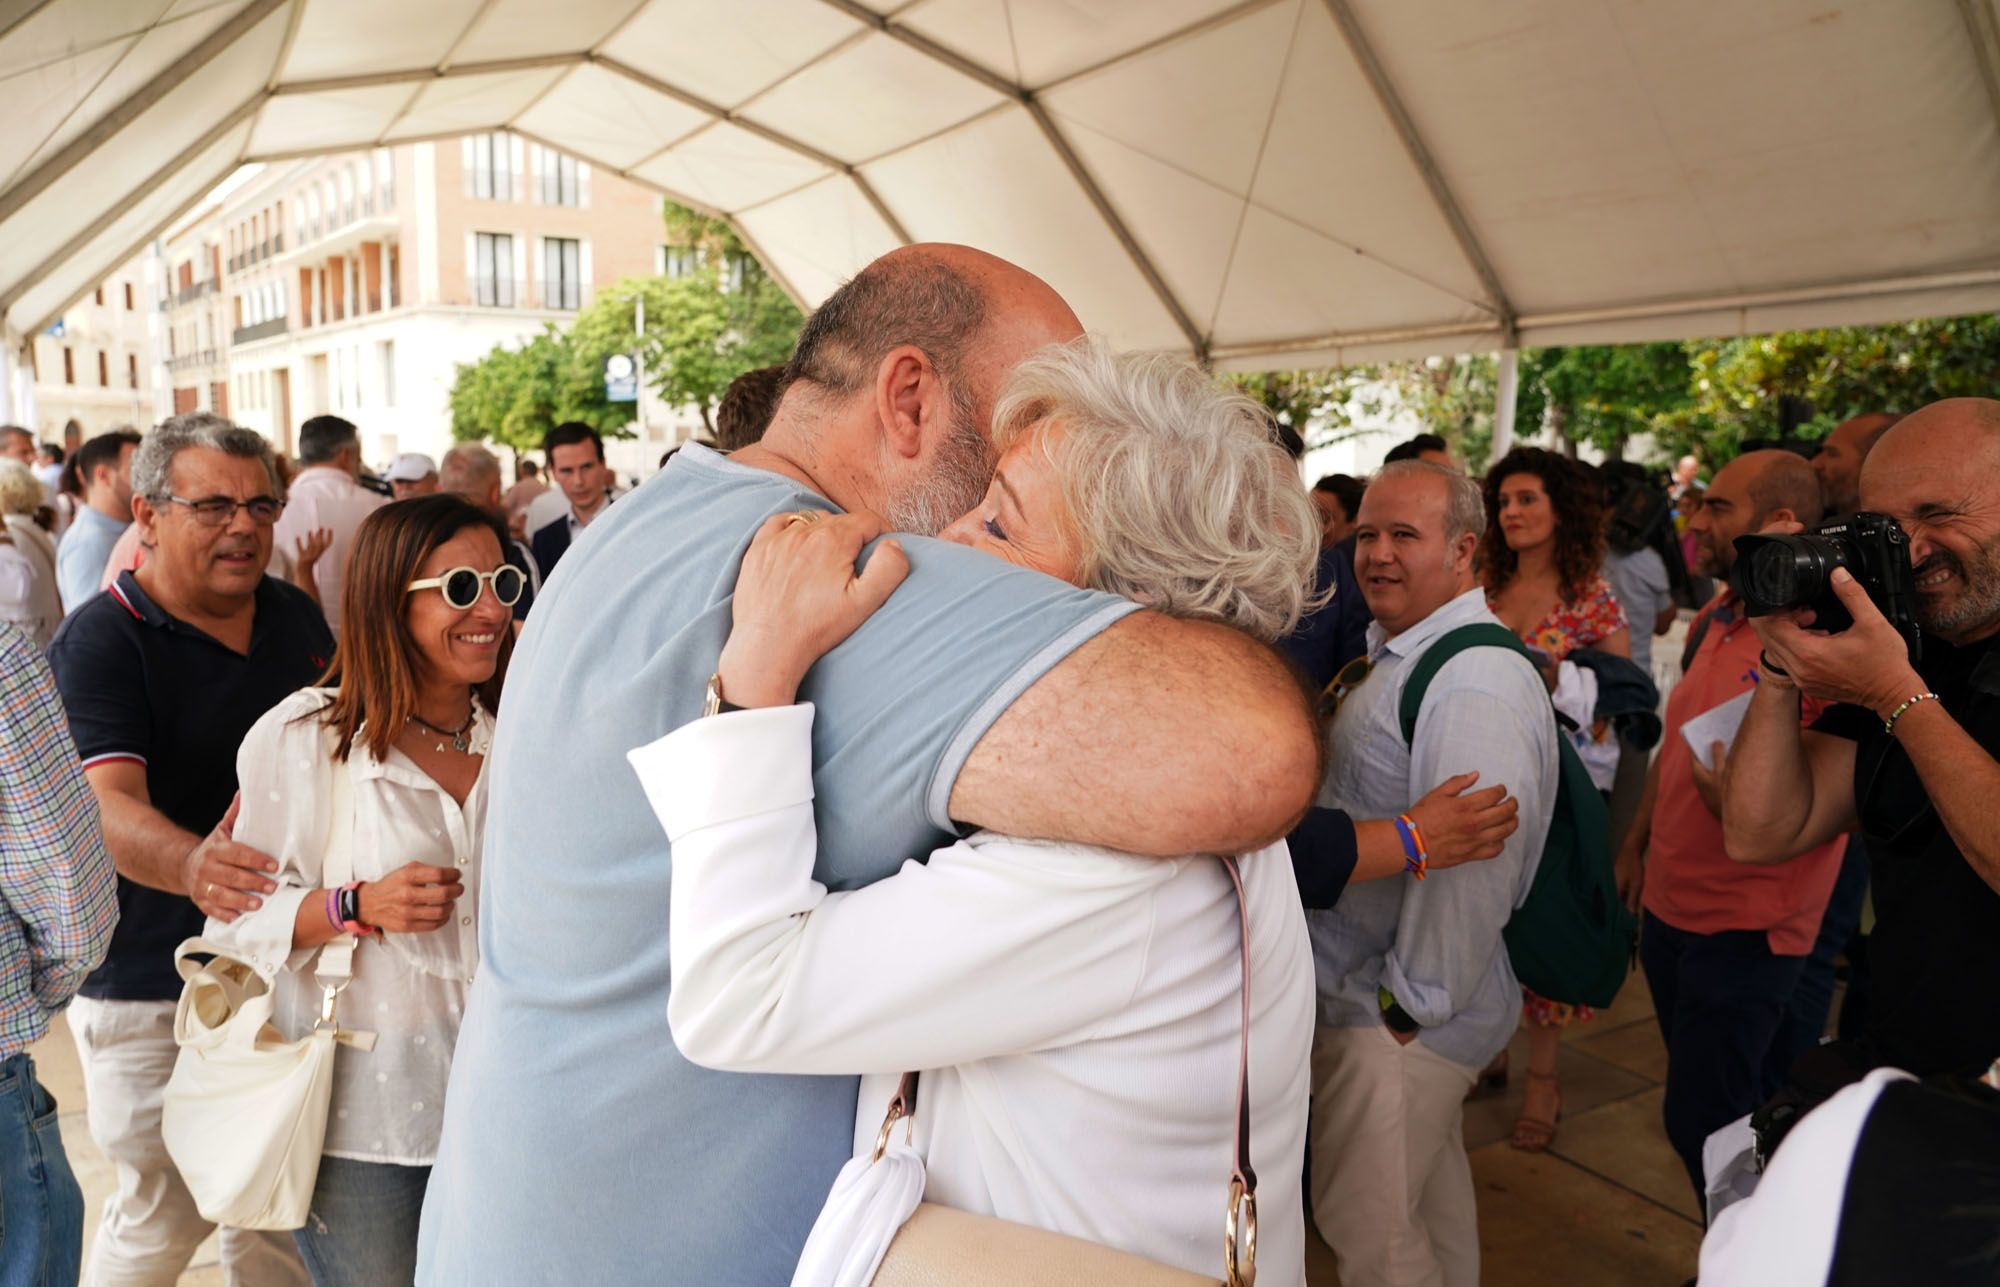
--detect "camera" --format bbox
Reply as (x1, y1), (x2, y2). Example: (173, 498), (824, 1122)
(1733, 513), (1921, 659)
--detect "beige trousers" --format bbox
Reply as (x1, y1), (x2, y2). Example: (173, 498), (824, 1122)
(1307, 1023), (1482, 1287)
(68, 997), (310, 1287)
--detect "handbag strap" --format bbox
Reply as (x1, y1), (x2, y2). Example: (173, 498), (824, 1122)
(313, 752), (360, 996)
(870, 854), (1258, 1285)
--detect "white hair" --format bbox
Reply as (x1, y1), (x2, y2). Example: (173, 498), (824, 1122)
(1374, 459), (1485, 550)
(991, 338), (1323, 642)
(439, 443), (502, 496)
(0, 458), (40, 516)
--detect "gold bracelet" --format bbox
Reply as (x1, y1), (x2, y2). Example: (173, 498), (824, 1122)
(1883, 692), (1941, 736)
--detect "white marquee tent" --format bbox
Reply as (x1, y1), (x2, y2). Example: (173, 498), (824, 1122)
(2, 0), (1998, 408)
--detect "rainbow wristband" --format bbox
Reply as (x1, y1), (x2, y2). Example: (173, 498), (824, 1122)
(1394, 814), (1429, 881)
(324, 887), (343, 934)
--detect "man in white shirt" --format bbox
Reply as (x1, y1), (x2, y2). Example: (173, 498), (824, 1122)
(54, 429), (141, 611)
(271, 415), (384, 631)
(1307, 460), (1559, 1287)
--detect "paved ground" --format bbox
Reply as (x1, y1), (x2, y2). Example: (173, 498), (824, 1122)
(30, 972), (1700, 1286)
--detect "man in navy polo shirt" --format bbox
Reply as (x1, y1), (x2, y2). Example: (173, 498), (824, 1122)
(48, 412), (326, 1287)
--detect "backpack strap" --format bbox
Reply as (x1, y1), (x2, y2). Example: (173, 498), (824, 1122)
(1396, 624), (1535, 745)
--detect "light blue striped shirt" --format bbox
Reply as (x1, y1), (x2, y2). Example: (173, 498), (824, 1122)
(1307, 588), (1558, 1068)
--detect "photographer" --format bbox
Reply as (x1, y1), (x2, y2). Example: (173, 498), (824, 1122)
(1724, 398), (2000, 1086)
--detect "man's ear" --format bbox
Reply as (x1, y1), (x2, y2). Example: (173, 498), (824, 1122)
(131, 493), (160, 548)
(873, 344), (939, 462)
(1764, 507), (1797, 529)
(1452, 531), (1479, 572)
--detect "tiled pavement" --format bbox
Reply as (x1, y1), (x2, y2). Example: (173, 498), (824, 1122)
(31, 972), (1700, 1286)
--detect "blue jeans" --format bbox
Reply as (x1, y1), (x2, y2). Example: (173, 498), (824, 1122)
(0, 1052), (83, 1287)
(1639, 911), (1807, 1211)
(293, 1156), (430, 1287)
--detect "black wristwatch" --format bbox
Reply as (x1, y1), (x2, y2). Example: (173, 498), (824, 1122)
(1378, 986), (1421, 1036)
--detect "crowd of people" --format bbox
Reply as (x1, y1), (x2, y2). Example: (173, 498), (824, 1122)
(2, 244), (1997, 1287)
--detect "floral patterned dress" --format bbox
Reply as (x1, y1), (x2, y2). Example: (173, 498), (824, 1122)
(1492, 575), (1629, 1027)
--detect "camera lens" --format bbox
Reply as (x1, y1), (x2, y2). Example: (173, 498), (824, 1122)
(1743, 534), (1839, 611)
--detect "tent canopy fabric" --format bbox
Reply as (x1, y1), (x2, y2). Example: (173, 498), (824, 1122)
(4, 0), (1998, 367)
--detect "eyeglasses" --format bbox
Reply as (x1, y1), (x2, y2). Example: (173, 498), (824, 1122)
(158, 494), (284, 526)
(406, 565), (526, 610)
(1319, 654), (1375, 721)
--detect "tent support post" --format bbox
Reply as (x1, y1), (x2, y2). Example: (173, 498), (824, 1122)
(1493, 348), (1519, 458)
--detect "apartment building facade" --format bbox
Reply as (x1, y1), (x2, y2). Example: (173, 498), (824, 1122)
(27, 256), (162, 447)
(210, 134), (667, 466)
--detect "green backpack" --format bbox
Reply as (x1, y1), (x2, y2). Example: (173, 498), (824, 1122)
(1395, 623), (1637, 1010)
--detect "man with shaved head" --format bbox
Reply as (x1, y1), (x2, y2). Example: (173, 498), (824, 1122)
(1813, 410), (1902, 520)
(419, 246), (1321, 1283)
(1728, 398), (2000, 1107)
(1615, 449), (1847, 1202)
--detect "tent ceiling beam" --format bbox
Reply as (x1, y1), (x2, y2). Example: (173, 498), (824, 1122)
(1956, 0), (2000, 151)
(594, 55), (911, 244)
(1317, 0), (1515, 343)
(0, 0), (59, 46)
(23, 152), (246, 338)
(438, 0), (504, 74)
(0, 94), (262, 316)
(814, 0), (1205, 358)
(270, 52), (586, 95)
(0, 0), (285, 228)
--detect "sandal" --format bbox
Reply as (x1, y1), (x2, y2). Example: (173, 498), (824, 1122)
(1510, 1071), (1562, 1152)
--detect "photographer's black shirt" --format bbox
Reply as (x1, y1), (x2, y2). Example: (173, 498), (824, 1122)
(1812, 633), (2000, 1076)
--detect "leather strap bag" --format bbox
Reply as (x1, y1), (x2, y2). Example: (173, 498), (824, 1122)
(806, 856), (1259, 1287)
(161, 755), (376, 1231)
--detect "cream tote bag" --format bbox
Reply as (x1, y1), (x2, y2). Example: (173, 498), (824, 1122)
(162, 755), (376, 1231)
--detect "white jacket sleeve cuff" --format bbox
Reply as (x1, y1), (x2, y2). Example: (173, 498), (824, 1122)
(627, 703), (817, 841)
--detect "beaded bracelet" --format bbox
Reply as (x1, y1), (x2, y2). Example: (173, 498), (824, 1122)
(1883, 692), (1941, 737)
(1393, 813), (1429, 881)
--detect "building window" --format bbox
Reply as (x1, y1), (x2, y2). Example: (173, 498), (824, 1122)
(470, 133), (512, 202)
(538, 148), (579, 206)
(659, 245), (701, 278)
(62, 347), (73, 384)
(128, 354), (138, 388)
(97, 351), (108, 385)
(541, 237), (581, 310)
(378, 340), (395, 406)
(94, 286), (104, 306)
(475, 233), (515, 307)
(124, 282), (134, 310)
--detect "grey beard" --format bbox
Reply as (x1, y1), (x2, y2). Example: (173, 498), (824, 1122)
(1918, 550), (2000, 637)
(884, 397), (991, 537)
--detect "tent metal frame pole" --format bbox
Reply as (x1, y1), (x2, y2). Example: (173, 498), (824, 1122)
(722, 215), (810, 313)
(1317, 0), (1515, 344)
(1519, 268), (2000, 329)
(0, 0), (62, 47)
(270, 52), (586, 96)
(0, 0), (286, 229)
(814, 0), (1208, 359)
(594, 56), (913, 245)
(1211, 321), (1503, 363)
(0, 96), (264, 319)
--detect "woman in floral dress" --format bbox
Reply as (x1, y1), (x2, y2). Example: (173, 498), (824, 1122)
(1481, 447), (1631, 1151)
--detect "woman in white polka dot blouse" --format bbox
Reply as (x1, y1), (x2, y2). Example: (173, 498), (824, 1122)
(201, 496), (515, 1285)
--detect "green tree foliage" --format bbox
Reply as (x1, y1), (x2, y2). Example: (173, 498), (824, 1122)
(450, 202), (804, 450)
(1229, 314), (2000, 474)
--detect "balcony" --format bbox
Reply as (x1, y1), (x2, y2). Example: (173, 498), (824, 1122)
(171, 280), (218, 307)
(165, 348), (219, 373)
(232, 317), (288, 345)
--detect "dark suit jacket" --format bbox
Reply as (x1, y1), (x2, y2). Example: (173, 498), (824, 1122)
(530, 517), (572, 582)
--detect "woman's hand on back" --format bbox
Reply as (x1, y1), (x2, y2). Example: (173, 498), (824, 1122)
(716, 510), (909, 708)
(357, 862), (464, 934)
(1407, 772), (1520, 871)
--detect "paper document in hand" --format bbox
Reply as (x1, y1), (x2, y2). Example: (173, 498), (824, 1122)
(1681, 689), (1755, 770)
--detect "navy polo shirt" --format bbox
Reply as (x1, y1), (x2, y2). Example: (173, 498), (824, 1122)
(47, 570), (333, 1001)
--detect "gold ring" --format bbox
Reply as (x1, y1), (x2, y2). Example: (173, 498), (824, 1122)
(783, 511), (823, 529)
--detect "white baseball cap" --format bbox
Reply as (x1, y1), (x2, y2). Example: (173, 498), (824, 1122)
(385, 452), (437, 482)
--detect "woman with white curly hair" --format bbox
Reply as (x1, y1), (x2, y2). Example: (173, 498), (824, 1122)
(0, 457), (61, 646)
(624, 340), (1513, 1284)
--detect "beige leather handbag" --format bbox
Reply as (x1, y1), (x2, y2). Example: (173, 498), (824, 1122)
(161, 757), (375, 1230)
(869, 856), (1259, 1287)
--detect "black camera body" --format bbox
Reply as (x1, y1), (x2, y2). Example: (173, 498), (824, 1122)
(1732, 512), (1921, 660)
